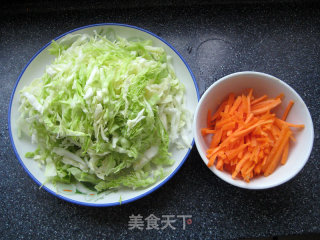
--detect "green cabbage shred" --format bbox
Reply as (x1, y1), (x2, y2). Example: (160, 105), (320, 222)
(18, 31), (191, 192)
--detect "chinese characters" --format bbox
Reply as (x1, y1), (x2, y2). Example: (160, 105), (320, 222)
(128, 214), (192, 230)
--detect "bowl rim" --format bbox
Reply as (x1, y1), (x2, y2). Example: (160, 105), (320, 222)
(8, 23), (200, 207)
(193, 71), (314, 190)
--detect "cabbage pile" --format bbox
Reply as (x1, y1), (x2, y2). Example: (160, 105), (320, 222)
(19, 32), (191, 192)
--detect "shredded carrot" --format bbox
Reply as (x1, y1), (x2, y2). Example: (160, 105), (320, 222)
(281, 100), (294, 120)
(63, 189), (73, 192)
(210, 129), (222, 148)
(281, 142), (289, 165)
(201, 128), (216, 136)
(277, 119), (305, 129)
(203, 89), (304, 181)
(211, 101), (227, 122)
(251, 98), (281, 115)
(251, 94), (267, 105)
(264, 128), (291, 176)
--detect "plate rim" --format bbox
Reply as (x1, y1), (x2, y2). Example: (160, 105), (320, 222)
(8, 23), (200, 207)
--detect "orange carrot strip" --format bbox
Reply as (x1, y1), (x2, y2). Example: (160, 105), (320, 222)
(211, 101), (227, 122)
(262, 126), (288, 170)
(281, 100), (294, 120)
(210, 129), (223, 148)
(232, 120), (274, 139)
(278, 120), (305, 128)
(251, 94), (267, 105)
(207, 150), (221, 167)
(206, 146), (221, 158)
(251, 99), (280, 109)
(241, 160), (253, 177)
(243, 162), (255, 182)
(207, 153), (217, 167)
(252, 146), (260, 163)
(224, 163), (235, 173)
(224, 104), (230, 114)
(264, 128), (291, 176)
(271, 124), (281, 137)
(232, 152), (250, 179)
(254, 162), (262, 175)
(201, 128), (216, 136)
(242, 95), (248, 114)
(281, 141), (289, 165)
(215, 117), (234, 129)
(247, 93), (251, 116)
(251, 99), (281, 115)
(251, 135), (257, 146)
(229, 96), (242, 114)
(225, 143), (249, 160)
(216, 158), (224, 170)
(221, 122), (236, 131)
(203, 90), (303, 182)
(242, 159), (253, 173)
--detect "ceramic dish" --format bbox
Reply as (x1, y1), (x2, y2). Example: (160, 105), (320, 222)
(9, 23), (199, 206)
(194, 71), (314, 189)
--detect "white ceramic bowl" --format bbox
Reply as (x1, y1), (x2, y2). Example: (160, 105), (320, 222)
(194, 71), (314, 189)
(9, 23), (199, 206)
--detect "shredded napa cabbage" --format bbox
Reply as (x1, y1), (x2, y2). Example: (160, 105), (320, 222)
(18, 31), (191, 192)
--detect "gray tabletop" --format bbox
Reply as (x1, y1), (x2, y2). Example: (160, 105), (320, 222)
(1, 1), (319, 240)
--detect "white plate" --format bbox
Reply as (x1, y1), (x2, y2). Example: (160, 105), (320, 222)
(194, 71), (314, 189)
(9, 23), (199, 206)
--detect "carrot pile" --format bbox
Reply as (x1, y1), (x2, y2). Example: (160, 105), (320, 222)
(202, 89), (304, 182)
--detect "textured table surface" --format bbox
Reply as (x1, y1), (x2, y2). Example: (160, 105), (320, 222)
(1, 2), (319, 240)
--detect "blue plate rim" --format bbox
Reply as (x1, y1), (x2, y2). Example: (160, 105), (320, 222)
(8, 23), (200, 207)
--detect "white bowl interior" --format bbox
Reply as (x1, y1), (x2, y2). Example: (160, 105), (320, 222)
(194, 71), (314, 189)
(10, 24), (199, 205)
